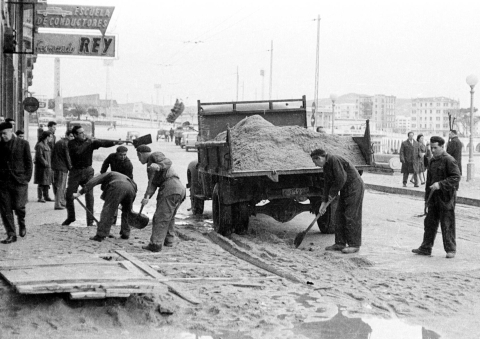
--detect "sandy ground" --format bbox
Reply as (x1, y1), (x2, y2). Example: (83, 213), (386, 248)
(0, 125), (479, 339)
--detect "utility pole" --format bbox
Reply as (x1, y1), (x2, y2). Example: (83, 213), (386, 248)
(236, 66), (239, 101)
(314, 15), (321, 126)
(261, 70), (265, 99)
(269, 40), (273, 100)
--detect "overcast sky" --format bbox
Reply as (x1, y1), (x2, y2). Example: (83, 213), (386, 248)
(30, 0), (480, 108)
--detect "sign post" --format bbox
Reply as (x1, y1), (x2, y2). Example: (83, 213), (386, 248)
(23, 97), (40, 113)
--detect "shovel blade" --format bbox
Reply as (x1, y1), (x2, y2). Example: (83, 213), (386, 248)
(133, 134), (153, 148)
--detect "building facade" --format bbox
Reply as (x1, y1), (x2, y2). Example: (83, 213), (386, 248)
(410, 97), (460, 136)
(356, 94), (396, 131)
(394, 115), (411, 134)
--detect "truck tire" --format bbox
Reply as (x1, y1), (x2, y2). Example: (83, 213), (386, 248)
(187, 161), (204, 215)
(317, 196), (338, 234)
(212, 184), (234, 236)
(233, 202), (250, 234)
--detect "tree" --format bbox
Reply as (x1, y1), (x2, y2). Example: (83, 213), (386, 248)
(451, 108), (480, 137)
(88, 107), (99, 117)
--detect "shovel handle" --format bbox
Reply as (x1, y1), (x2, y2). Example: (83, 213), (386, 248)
(74, 197), (99, 224)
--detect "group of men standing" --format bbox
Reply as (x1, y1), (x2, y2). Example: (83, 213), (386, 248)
(0, 122), (185, 252)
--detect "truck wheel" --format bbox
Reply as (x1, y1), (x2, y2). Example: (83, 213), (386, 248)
(317, 196), (338, 234)
(187, 161), (204, 215)
(212, 184), (233, 236)
(233, 202), (250, 234)
(181, 145), (185, 149)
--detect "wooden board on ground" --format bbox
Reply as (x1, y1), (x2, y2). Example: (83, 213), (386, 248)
(0, 256), (165, 299)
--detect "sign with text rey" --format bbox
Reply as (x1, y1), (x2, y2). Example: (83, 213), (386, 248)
(35, 33), (116, 58)
(36, 5), (115, 35)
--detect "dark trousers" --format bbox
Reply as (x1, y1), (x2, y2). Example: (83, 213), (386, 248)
(96, 182), (136, 238)
(53, 170), (68, 208)
(0, 182), (28, 236)
(65, 167), (95, 223)
(334, 179), (364, 248)
(419, 195), (457, 254)
(403, 171), (418, 185)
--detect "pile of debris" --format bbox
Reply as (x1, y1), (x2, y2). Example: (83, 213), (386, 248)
(216, 115), (366, 171)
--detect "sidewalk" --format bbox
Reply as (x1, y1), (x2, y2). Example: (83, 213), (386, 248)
(362, 172), (480, 207)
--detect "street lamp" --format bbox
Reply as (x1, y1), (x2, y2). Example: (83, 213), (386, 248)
(466, 74), (478, 182)
(330, 93), (338, 134)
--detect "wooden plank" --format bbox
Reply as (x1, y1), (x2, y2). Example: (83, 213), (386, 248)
(16, 280), (162, 294)
(0, 256), (112, 270)
(115, 250), (201, 305)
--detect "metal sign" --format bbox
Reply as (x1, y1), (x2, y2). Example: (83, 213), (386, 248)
(35, 33), (116, 57)
(23, 97), (40, 113)
(35, 4), (115, 35)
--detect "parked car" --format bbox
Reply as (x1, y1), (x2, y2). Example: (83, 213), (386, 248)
(157, 129), (166, 141)
(126, 131), (140, 142)
(182, 131), (199, 151)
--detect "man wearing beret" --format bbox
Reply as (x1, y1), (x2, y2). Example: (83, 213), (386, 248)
(0, 122), (33, 243)
(137, 145), (185, 252)
(100, 146), (134, 180)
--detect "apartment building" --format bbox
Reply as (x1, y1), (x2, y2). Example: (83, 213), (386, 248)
(410, 97), (459, 135)
(395, 115), (411, 134)
(356, 94), (396, 131)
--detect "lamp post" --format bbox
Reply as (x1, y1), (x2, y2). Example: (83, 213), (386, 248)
(330, 93), (338, 134)
(466, 75), (478, 181)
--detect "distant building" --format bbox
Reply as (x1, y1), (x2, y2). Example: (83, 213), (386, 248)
(410, 97), (460, 136)
(395, 115), (411, 134)
(357, 94), (396, 131)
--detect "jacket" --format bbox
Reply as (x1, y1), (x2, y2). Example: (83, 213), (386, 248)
(100, 153), (134, 180)
(80, 172), (137, 201)
(446, 136), (463, 174)
(0, 136), (33, 185)
(145, 152), (185, 199)
(399, 139), (420, 174)
(68, 138), (116, 169)
(322, 153), (363, 203)
(51, 138), (72, 172)
(34, 141), (53, 185)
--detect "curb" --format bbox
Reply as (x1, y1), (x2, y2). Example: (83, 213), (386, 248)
(365, 183), (480, 208)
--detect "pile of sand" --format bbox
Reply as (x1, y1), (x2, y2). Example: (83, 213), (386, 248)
(216, 115), (366, 171)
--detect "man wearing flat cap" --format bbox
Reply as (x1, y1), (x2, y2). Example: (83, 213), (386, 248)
(100, 145), (134, 180)
(0, 122), (33, 243)
(137, 145), (185, 252)
(447, 130), (463, 175)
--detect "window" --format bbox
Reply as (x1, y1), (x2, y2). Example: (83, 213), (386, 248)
(430, 117), (433, 121)
(436, 117), (440, 121)
(412, 117), (416, 121)
(412, 124), (416, 128)
(430, 110), (433, 113)
(430, 103), (433, 106)
(436, 124), (440, 128)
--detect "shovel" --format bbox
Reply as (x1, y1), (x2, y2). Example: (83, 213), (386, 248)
(74, 197), (99, 226)
(132, 134), (153, 148)
(294, 196), (335, 248)
(128, 205), (150, 229)
(415, 189), (434, 217)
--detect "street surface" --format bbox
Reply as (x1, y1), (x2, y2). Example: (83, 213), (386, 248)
(0, 125), (478, 338)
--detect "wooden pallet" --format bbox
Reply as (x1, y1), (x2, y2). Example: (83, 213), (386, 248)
(0, 255), (166, 300)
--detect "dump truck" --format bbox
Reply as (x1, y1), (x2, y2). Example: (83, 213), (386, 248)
(187, 96), (374, 237)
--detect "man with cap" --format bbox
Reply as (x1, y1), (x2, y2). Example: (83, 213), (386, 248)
(137, 145), (186, 252)
(47, 121), (57, 150)
(62, 125), (124, 226)
(447, 130), (463, 175)
(16, 130), (25, 139)
(0, 122), (33, 243)
(52, 129), (74, 210)
(100, 145), (134, 180)
(72, 172), (137, 242)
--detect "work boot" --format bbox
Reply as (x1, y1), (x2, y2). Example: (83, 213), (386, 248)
(89, 235), (105, 242)
(142, 243), (162, 252)
(412, 248), (431, 256)
(446, 252), (455, 259)
(61, 219), (75, 226)
(1, 235), (17, 244)
(342, 247), (360, 254)
(43, 187), (53, 202)
(325, 244), (346, 251)
(164, 237), (175, 247)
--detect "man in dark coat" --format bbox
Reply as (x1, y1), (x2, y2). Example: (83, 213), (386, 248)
(47, 121), (57, 150)
(412, 136), (461, 259)
(447, 129), (463, 175)
(34, 131), (54, 202)
(169, 128), (174, 143)
(73, 172), (137, 241)
(399, 131), (421, 187)
(62, 126), (123, 226)
(52, 129), (74, 210)
(311, 148), (365, 254)
(0, 122), (33, 243)
(100, 146), (134, 180)
(137, 145), (186, 252)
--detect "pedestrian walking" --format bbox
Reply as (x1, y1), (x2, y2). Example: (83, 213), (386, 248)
(169, 128), (174, 143)
(62, 125), (123, 226)
(447, 129), (463, 175)
(399, 131), (421, 187)
(72, 172), (137, 241)
(310, 148), (365, 254)
(34, 131), (54, 203)
(412, 136), (461, 259)
(51, 129), (73, 210)
(0, 122), (33, 243)
(417, 134), (427, 185)
(136, 145), (185, 252)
